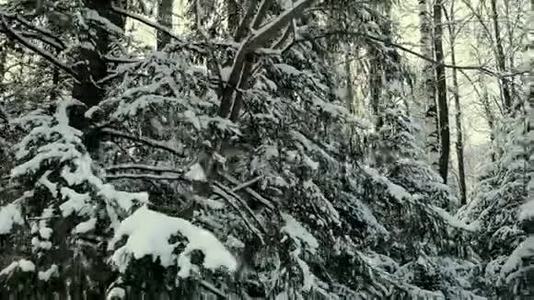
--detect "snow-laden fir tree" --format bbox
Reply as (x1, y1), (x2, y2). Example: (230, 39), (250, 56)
(0, 0), (520, 298)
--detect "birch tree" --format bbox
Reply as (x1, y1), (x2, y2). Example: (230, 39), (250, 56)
(418, 0), (440, 169)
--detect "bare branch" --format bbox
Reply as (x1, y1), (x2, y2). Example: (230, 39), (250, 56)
(105, 173), (185, 181)
(212, 184), (265, 244)
(221, 173), (275, 210)
(101, 128), (186, 157)
(110, 4), (181, 41)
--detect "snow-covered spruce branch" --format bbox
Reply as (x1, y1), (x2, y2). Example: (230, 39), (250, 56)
(100, 128), (186, 157)
(0, 15), (79, 81)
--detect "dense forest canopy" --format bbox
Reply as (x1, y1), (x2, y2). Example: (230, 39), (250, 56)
(0, 0), (533, 298)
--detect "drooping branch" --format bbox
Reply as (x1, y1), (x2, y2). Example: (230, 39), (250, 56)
(19, 31), (65, 50)
(110, 3), (181, 41)
(106, 164), (183, 174)
(101, 128), (186, 157)
(12, 14), (67, 49)
(0, 15), (80, 81)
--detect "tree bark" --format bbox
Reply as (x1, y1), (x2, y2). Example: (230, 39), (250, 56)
(419, 0), (440, 168)
(453, 63), (467, 205)
(447, 0), (467, 204)
(433, 0), (450, 183)
(369, 46), (383, 127)
(489, 0), (512, 112)
(0, 41), (6, 91)
(450, 42), (467, 203)
(344, 49), (355, 114)
(157, 0), (174, 50)
(72, 1), (125, 108)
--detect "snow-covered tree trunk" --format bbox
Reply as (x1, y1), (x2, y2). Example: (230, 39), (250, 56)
(418, 0), (440, 169)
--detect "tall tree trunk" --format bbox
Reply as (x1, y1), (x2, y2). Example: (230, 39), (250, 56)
(447, 0), (467, 204)
(0, 42), (5, 91)
(369, 46), (383, 127)
(419, 0), (440, 167)
(490, 0), (512, 112)
(344, 49), (355, 114)
(503, 0), (516, 101)
(450, 39), (467, 204)
(157, 0), (174, 50)
(72, 1), (125, 108)
(433, 0), (450, 183)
